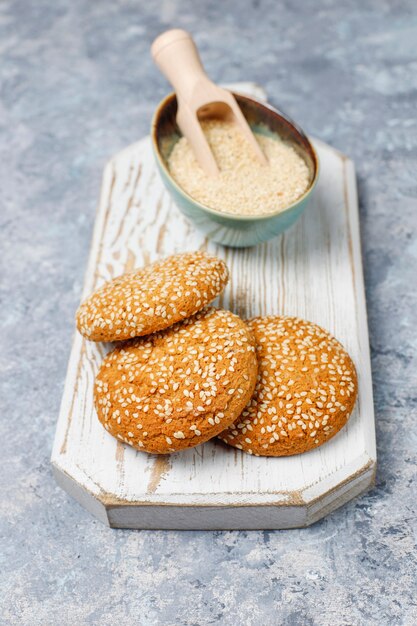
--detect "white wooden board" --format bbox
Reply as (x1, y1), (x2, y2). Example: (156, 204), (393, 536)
(51, 84), (376, 529)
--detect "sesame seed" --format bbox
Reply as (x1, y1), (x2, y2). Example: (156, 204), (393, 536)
(168, 120), (310, 216)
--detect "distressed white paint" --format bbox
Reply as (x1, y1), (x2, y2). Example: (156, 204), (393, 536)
(51, 84), (376, 529)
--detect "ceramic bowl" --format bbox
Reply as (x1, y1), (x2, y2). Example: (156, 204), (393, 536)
(151, 92), (319, 248)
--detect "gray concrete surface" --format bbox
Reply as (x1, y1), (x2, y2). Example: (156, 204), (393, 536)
(1, 1), (416, 624)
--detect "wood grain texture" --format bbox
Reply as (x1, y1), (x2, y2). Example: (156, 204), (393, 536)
(51, 84), (376, 529)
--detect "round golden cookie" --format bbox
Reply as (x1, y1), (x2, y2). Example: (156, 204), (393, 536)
(218, 316), (358, 457)
(76, 251), (229, 342)
(94, 307), (258, 454)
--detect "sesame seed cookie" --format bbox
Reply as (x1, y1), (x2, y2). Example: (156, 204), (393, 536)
(76, 251), (229, 342)
(218, 316), (358, 457)
(94, 307), (258, 454)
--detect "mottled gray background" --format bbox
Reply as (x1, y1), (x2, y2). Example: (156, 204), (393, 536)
(1, 0), (416, 624)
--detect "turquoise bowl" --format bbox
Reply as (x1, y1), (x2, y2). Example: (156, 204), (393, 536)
(151, 92), (319, 248)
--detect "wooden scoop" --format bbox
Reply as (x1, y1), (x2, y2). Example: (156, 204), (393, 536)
(151, 29), (267, 176)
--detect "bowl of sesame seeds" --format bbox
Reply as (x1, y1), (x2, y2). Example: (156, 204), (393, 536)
(151, 92), (319, 248)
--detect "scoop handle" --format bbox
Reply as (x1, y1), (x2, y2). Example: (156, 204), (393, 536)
(151, 29), (212, 103)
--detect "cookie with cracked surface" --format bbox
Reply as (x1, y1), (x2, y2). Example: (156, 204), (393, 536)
(76, 251), (229, 342)
(94, 307), (258, 454)
(218, 316), (358, 456)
